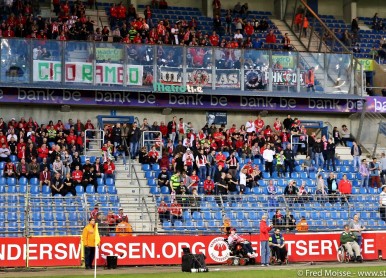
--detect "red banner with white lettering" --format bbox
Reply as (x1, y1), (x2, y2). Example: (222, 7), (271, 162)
(0, 232), (385, 268)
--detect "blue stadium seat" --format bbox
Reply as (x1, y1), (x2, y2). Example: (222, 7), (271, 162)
(195, 220), (206, 230)
(149, 187), (160, 194)
(9, 155), (17, 163)
(86, 185), (95, 194)
(152, 164), (160, 171)
(7, 212), (18, 222)
(97, 186), (107, 194)
(203, 211), (212, 220)
(107, 186), (117, 194)
(183, 211), (191, 221)
(7, 177), (16, 186)
(75, 186), (84, 194)
(7, 186), (17, 193)
(32, 212), (42, 221)
(148, 179), (156, 187)
(44, 212), (54, 222)
(29, 177), (39, 185)
(192, 211), (202, 220)
(174, 220), (184, 230)
(56, 212), (67, 221)
(18, 177), (28, 185)
(42, 185), (51, 194)
(68, 212), (79, 222)
(142, 164), (150, 171)
(97, 178), (104, 186)
(145, 171), (154, 179)
(105, 178), (115, 186)
(160, 186), (170, 194)
(163, 221), (172, 230)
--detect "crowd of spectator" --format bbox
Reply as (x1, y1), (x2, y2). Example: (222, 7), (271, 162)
(143, 114), (386, 225)
(90, 204), (133, 236)
(0, 116), (117, 196)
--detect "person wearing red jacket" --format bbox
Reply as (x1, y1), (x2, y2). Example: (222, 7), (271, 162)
(209, 31), (220, 46)
(158, 200), (169, 223)
(72, 165), (83, 186)
(260, 214), (273, 266)
(170, 199), (182, 225)
(203, 176), (215, 195)
(338, 174), (352, 204)
(37, 143), (49, 163)
(103, 159), (116, 180)
(265, 30), (276, 47)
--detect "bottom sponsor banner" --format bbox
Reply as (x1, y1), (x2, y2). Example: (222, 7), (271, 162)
(98, 232), (381, 265)
(0, 236), (81, 267)
(0, 232), (384, 267)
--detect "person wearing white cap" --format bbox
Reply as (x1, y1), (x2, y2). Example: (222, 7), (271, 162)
(380, 185), (386, 222)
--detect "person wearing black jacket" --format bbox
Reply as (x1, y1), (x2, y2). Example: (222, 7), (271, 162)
(283, 144), (295, 174)
(283, 115), (293, 131)
(167, 116), (177, 144)
(313, 138), (324, 171)
(325, 138), (336, 171)
(327, 172), (338, 203)
(112, 123), (122, 148)
(129, 122), (141, 159)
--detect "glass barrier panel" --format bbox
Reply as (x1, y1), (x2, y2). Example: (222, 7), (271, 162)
(1, 38), (31, 84)
(186, 46), (212, 90)
(214, 47), (241, 90)
(271, 50), (299, 92)
(156, 45), (184, 90)
(64, 41), (94, 86)
(31, 40), (62, 84)
(94, 42), (124, 87)
(325, 53), (353, 94)
(126, 44), (155, 88)
(298, 52), (325, 93)
(244, 49), (269, 91)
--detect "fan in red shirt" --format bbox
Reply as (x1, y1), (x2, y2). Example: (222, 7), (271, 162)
(188, 170), (200, 192)
(158, 200), (170, 223)
(170, 200), (182, 225)
(148, 145), (159, 164)
(265, 30), (276, 44)
(117, 3), (127, 20)
(37, 144), (49, 162)
(215, 150), (226, 168)
(72, 165), (83, 186)
(338, 174), (352, 195)
(209, 31), (220, 46)
(244, 22), (254, 37)
(104, 159), (116, 179)
(254, 116), (265, 133)
(110, 3), (118, 20)
(203, 176), (215, 194)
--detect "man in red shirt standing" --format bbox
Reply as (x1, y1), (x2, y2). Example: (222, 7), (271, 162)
(244, 21), (254, 37)
(260, 214), (273, 266)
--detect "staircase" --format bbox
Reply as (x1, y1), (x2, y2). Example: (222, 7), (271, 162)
(113, 160), (157, 233)
(271, 19), (307, 52)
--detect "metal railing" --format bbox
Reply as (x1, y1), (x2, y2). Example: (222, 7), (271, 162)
(84, 129), (105, 157)
(141, 131), (163, 155)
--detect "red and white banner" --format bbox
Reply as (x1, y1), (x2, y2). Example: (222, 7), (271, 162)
(1, 232), (385, 268)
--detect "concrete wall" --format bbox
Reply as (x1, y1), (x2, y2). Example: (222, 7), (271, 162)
(357, 0), (386, 18)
